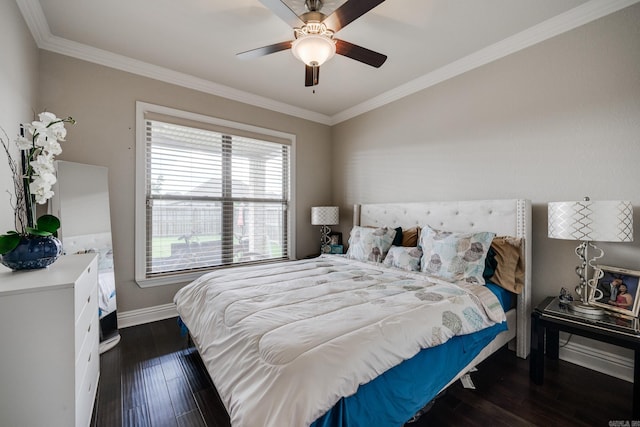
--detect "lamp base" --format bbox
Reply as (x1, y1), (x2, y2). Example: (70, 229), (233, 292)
(567, 301), (605, 319)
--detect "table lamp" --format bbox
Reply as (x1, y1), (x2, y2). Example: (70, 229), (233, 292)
(548, 197), (633, 317)
(311, 206), (339, 254)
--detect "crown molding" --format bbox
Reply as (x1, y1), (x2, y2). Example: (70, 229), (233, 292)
(16, 0), (332, 125)
(41, 33), (333, 125)
(15, 0), (50, 43)
(330, 0), (640, 125)
(17, 0), (639, 126)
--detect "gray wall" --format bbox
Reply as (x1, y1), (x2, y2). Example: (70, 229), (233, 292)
(3, 2), (640, 343)
(332, 5), (640, 356)
(37, 52), (332, 312)
(0, 1), (39, 238)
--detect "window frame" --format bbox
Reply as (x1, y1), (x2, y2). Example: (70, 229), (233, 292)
(135, 102), (296, 287)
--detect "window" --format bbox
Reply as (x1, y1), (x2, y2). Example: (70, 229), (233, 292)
(135, 103), (295, 287)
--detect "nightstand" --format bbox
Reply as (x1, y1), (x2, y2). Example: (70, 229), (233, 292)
(530, 296), (640, 418)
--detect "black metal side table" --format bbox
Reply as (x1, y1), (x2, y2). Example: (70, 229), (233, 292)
(530, 296), (640, 419)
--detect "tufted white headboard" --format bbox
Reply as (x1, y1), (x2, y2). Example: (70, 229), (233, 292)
(354, 199), (532, 358)
(61, 232), (114, 256)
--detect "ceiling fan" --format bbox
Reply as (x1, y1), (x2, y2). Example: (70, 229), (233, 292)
(237, 0), (388, 87)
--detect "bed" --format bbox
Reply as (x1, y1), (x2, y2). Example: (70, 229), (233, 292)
(174, 199), (532, 427)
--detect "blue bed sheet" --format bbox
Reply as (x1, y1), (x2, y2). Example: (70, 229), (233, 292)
(485, 281), (515, 310)
(311, 284), (511, 427)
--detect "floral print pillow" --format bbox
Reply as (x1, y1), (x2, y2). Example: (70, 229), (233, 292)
(346, 226), (397, 262)
(383, 246), (423, 271)
(419, 225), (495, 285)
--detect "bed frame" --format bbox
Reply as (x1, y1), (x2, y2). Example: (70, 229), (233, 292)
(174, 199), (532, 426)
(353, 199), (532, 359)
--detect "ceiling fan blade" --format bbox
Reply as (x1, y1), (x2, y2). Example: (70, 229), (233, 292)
(335, 39), (387, 68)
(305, 64), (320, 87)
(237, 41), (292, 60)
(322, 0), (386, 32)
(259, 0), (304, 27)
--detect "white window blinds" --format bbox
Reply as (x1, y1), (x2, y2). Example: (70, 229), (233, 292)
(142, 117), (291, 279)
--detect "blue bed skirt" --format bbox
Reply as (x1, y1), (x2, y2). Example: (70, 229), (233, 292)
(312, 283), (510, 427)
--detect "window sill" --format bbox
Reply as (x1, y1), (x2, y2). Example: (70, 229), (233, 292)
(135, 258), (294, 288)
(136, 272), (201, 288)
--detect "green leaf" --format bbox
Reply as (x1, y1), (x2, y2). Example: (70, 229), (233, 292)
(26, 227), (52, 237)
(0, 234), (21, 255)
(36, 214), (61, 233)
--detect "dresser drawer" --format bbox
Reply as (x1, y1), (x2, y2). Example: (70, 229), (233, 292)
(75, 285), (98, 357)
(76, 310), (99, 390)
(76, 338), (100, 427)
(74, 257), (98, 319)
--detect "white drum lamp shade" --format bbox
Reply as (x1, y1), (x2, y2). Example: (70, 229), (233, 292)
(548, 198), (633, 313)
(311, 207), (339, 226)
(548, 200), (633, 242)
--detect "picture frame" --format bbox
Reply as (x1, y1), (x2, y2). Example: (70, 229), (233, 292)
(588, 265), (640, 318)
(328, 231), (342, 246)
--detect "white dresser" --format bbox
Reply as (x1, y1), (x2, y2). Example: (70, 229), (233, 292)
(0, 253), (100, 427)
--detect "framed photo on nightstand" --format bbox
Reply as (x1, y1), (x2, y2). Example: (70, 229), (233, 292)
(328, 231), (342, 246)
(589, 265), (640, 318)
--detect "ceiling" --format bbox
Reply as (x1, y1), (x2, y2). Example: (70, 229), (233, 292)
(16, 0), (636, 124)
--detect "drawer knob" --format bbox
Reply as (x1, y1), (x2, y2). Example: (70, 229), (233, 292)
(87, 295), (91, 304)
(88, 352), (91, 363)
(87, 323), (91, 333)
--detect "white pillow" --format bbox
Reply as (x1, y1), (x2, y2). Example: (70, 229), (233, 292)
(419, 225), (495, 285)
(346, 226), (396, 262)
(383, 246), (423, 271)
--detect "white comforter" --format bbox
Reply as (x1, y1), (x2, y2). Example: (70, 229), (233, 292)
(174, 255), (505, 427)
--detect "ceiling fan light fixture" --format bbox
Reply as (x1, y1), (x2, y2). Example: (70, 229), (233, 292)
(291, 23), (336, 66)
(238, 0), (388, 86)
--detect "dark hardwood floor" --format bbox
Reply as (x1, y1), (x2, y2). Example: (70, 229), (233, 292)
(92, 318), (634, 427)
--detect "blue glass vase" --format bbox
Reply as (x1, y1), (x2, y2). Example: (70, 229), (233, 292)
(0, 236), (62, 270)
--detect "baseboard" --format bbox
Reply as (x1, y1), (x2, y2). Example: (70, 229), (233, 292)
(117, 303), (178, 328)
(559, 339), (634, 383)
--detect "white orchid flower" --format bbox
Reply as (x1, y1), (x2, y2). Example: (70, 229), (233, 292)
(30, 186), (55, 204)
(40, 139), (62, 155)
(2, 111), (74, 238)
(33, 131), (55, 148)
(22, 123), (36, 136)
(46, 123), (67, 141)
(31, 120), (48, 135)
(29, 176), (55, 204)
(33, 170), (57, 185)
(29, 171), (57, 201)
(37, 112), (58, 126)
(30, 155), (56, 175)
(15, 135), (33, 150)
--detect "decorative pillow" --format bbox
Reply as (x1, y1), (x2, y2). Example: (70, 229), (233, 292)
(489, 236), (524, 294)
(383, 245), (423, 271)
(401, 226), (420, 247)
(483, 247), (498, 279)
(97, 247), (114, 270)
(391, 227), (403, 246)
(419, 225), (495, 285)
(346, 226), (397, 262)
